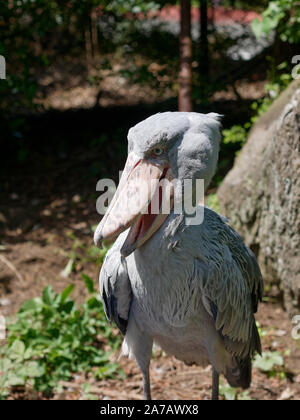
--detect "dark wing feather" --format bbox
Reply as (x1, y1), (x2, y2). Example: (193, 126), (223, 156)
(99, 238), (132, 335)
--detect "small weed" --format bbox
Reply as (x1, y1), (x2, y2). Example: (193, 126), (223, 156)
(58, 231), (110, 278)
(219, 381), (253, 400)
(253, 351), (285, 378)
(81, 383), (98, 400)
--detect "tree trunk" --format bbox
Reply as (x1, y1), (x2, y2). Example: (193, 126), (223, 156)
(210, 0), (215, 31)
(199, 0), (209, 80)
(178, 0), (193, 112)
(91, 9), (100, 62)
(85, 24), (93, 73)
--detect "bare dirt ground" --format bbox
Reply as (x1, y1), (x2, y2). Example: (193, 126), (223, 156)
(34, 54), (266, 112)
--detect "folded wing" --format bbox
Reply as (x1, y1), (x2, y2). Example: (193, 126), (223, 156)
(195, 209), (263, 359)
(100, 234), (132, 335)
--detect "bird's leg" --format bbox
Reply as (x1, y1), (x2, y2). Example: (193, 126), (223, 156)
(212, 368), (219, 400)
(137, 355), (152, 400)
(134, 340), (152, 400)
(125, 316), (153, 400)
(142, 367), (151, 400)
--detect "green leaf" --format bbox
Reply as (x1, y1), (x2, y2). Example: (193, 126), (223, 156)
(23, 361), (45, 378)
(61, 300), (74, 314)
(10, 340), (25, 358)
(60, 284), (74, 304)
(91, 225), (97, 232)
(0, 358), (12, 371)
(7, 373), (25, 387)
(253, 351), (284, 372)
(219, 383), (237, 401)
(20, 297), (43, 312)
(42, 285), (54, 305)
(238, 391), (253, 401)
(261, 16), (277, 36)
(251, 18), (264, 39)
(81, 273), (95, 294)
(205, 194), (220, 213)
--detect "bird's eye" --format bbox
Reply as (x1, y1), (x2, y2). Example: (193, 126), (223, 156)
(152, 147), (164, 156)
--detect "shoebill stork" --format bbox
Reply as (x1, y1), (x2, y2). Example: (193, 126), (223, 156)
(94, 112), (263, 400)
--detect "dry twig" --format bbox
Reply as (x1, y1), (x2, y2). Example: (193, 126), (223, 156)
(0, 254), (25, 285)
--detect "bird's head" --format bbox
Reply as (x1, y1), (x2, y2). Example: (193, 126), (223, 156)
(94, 112), (221, 257)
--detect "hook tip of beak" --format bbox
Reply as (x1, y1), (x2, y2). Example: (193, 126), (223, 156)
(94, 228), (103, 248)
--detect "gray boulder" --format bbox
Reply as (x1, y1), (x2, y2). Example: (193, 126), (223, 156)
(218, 80), (300, 315)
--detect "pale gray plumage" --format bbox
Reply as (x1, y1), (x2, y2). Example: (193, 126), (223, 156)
(97, 112), (263, 400)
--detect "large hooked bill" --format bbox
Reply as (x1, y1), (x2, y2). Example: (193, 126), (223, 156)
(94, 152), (174, 257)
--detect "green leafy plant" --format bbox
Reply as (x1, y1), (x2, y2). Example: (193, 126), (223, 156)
(222, 125), (248, 147)
(223, 0), (297, 151)
(219, 381), (253, 401)
(205, 193), (220, 213)
(223, 60), (293, 148)
(250, 61), (293, 124)
(59, 231), (110, 278)
(0, 277), (121, 399)
(253, 351), (285, 378)
(219, 382), (237, 400)
(251, 0), (300, 44)
(81, 383), (98, 400)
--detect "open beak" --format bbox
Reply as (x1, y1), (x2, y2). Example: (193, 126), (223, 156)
(94, 152), (174, 257)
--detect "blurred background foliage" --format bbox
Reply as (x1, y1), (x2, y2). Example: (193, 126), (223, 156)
(0, 0), (170, 110)
(0, 0), (300, 134)
(0, 0), (298, 159)
(1, 0), (297, 110)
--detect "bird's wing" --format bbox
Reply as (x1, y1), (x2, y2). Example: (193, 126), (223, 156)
(99, 234), (132, 335)
(194, 209), (263, 358)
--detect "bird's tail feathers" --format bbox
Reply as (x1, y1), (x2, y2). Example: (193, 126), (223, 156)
(225, 356), (252, 389)
(225, 321), (262, 389)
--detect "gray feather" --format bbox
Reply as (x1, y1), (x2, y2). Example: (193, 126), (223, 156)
(99, 232), (132, 335)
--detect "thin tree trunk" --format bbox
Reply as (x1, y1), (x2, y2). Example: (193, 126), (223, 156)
(199, 0), (209, 79)
(178, 0), (193, 112)
(91, 9), (100, 62)
(85, 19), (93, 72)
(211, 0), (215, 30)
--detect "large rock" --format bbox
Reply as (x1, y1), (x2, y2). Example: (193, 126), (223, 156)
(218, 80), (300, 316)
